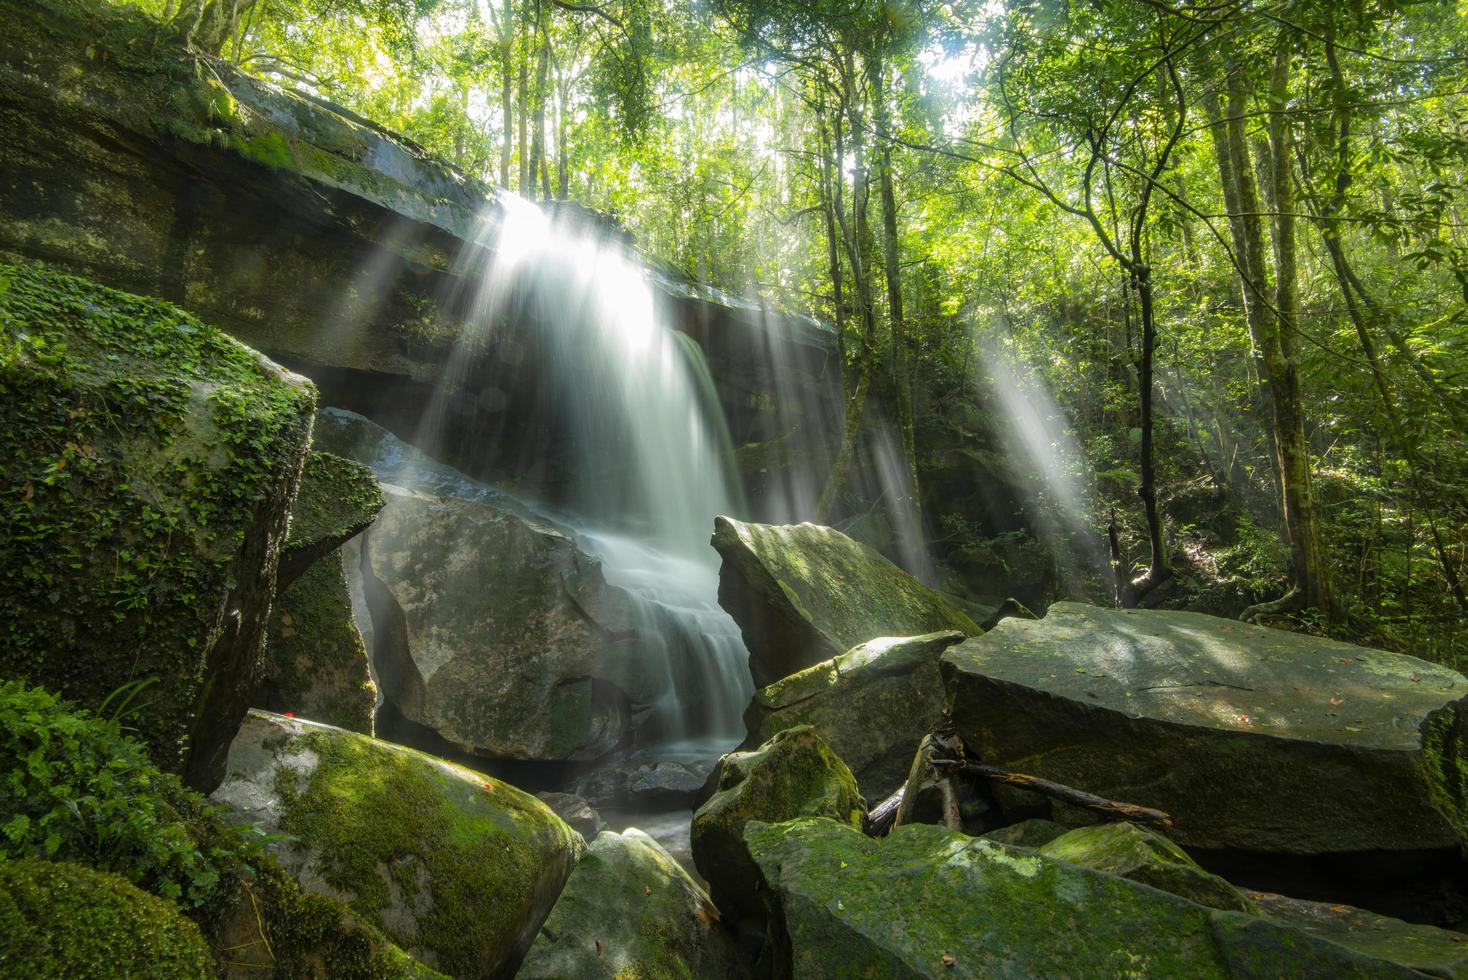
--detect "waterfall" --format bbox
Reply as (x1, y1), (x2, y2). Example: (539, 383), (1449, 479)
(452, 195), (753, 747)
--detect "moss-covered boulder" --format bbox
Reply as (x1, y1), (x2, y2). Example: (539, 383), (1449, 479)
(259, 550), (376, 733)
(518, 829), (748, 979)
(1040, 822), (1252, 912)
(1251, 892), (1468, 979)
(0, 262), (315, 789)
(711, 517), (981, 687)
(691, 726), (865, 932)
(745, 818), (1421, 979)
(210, 709), (583, 977)
(942, 602), (1468, 856)
(276, 450), (384, 589)
(0, 859), (216, 979)
(744, 631), (967, 803)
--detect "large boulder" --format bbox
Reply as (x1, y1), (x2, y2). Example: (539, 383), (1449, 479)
(744, 631), (967, 803)
(1039, 822), (1252, 912)
(0, 262), (315, 789)
(711, 517), (981, 687)
(517, 829), (747, 979)
(0, 859), (216, 979)
(745, 818), (1421, 978)
(259, 551), (377, 733)
(943, 602), (1468, 857)
(316, 408), (724, 761)
(691, 727), (865, 931)
(210, 710), (584, 978)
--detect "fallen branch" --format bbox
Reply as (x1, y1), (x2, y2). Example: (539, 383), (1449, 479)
(864, 786), (904, 837)
(946, 760), (1174, 831)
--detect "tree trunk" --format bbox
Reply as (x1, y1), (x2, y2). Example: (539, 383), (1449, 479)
(498, 0), (514, 189)
(872, 53), (921, 524)
(1251, 36), (1337, 620)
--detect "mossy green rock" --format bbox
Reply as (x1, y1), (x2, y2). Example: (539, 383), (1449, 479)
(276, 450), (384, 589)
(1251, 892), (1468, 979)
(943, 602), (1468, 855)
(982, 818), (1070, 848)
(518, 829), (748, 979)
(691, 726), (865, 929)
(259, 550), (376, 734)
(711, 517), (981, 687)
(745, 631), (967, 803)
(1040, 822), (1252, 912)
(0, 859), (216, 979)
(745, 818), (1421, 979)
(210, 710), (584, 978)
(0, 262), (315, 789)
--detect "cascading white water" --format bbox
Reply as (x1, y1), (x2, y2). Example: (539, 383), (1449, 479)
(458, 195), (753, 745)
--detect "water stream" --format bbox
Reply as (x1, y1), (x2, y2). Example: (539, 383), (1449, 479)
(452, 195), (753, 752)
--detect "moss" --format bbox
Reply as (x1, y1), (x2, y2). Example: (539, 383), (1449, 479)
(0, 859), (216, 979)
(272, 727), (578, 978)
(287, 452), (385, 552)
(1039, 822), (1252, 912)
(0, 261), (315, 774)
(234, 859), (446, 979)
(261, 552), (376, 733)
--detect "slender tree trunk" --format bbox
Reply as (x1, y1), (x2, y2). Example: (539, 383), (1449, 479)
(816, 68), (878, 523)
(1250, 36), (1337, 619)
(498, 0), (514, 189)
(531, 16), (551, 201)
(1133, 263), (1167, 584)
(872, 53), (921, 523)
(517, 16), (529, 195)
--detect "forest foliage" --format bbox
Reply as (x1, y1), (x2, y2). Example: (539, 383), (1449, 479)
(130, 0), (1467, 661)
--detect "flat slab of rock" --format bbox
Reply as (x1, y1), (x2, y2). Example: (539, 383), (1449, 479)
(211, 710), (583, 978)
(943, 602), (1468, 854)
(711, 517), (980, 687)
(746, 818), (1421, 978)
(517, 829), (746, 979)
(744, 631), (967, 802)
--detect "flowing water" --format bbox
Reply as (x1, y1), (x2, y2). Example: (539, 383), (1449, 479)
(451, 195), (753, 749)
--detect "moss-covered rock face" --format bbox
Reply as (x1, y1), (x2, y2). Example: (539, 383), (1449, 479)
(210, 710), (584, 978)
(277, 450), (384, 589)
(745, 818), (1421, 979)
(745, 631), (966, 804)
(1250, 891), (1468, 978)
(518, 829), (748, 980)
(711, 517), (981, 688)
(259, 550), (376, 734)
(0, 859), (217, 979)
(942, 602), (1468, 855)
(1039, 822), (1252, 912)
(0, 261), (315, 788)
(981, 818), (1070, 849)
(691, 726), (865, 931)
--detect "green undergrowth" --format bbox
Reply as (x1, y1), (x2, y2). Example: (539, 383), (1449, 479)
(0, 858), (217, 979)
(0, 679), (437, 977)
(0, 259), (315, 768)
(0, 679), (251, 917)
